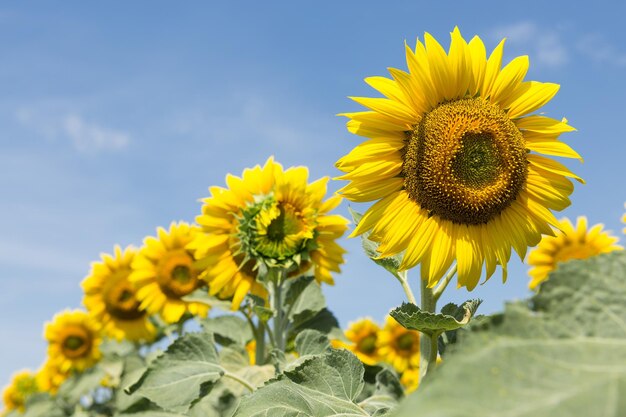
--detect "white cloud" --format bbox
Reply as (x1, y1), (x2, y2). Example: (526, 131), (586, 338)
(576, 34), (626, 68)
(491, 22), (569, 69)
(15, 107), (130, 152)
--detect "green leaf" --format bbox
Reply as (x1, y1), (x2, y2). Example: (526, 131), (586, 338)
(128, 332), (224, 413)
(22, 394), (65, 417)
(202, 316), (253, 347)
(394, 252), (626, 417)
(287, 277), (326, 320)
(289, 308), (341, 339)
(295, 329), (331, 356)
(284, 275), (315, 309)
(349, 207), (403, 279)
(116, 412), (189, 417)
(116, 354), (149, 412)
(358, 369), (403, 416)
(234, 349), (369, 417)
(390, 299), (481, 335)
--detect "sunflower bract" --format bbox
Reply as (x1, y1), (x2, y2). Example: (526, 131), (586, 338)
(337, 27), (582, 290)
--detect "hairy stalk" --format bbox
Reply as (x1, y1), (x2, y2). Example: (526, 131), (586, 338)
(433, 263), (457, 302)
(255, 321), (266, 365)
(419, 279), (438, 382)
(395, 270), (417, 305)
(270, 269), (287, 352)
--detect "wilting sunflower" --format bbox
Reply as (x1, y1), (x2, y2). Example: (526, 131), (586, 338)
(337, 28), (582, 289)
(332, 318), (380, 365)
(36, 361), (69, 395)
(528, 216), (622, 289)
(44, 310), (102, 373)
(82, 246), (156, 342)
(377, 316), (420, 373)
(2, 370), (38, 413)
(189, 157), (348, 308)
(130, 222), (209, 323)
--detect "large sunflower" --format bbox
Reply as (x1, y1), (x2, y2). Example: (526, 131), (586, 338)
(82, 246), (156, 342)
(44, 309), (102, 373)
(332, 318), (381, 365)
(130, 222), (209, 323)
(337, 28), (582, 289)
(377, 316), (420, 373)
(2, 370), (38, 413)
(189, 157), (348, 308)
(528, 216), (622, 289)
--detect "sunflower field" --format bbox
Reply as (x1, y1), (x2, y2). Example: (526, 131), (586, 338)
(3, 27), (626, 417)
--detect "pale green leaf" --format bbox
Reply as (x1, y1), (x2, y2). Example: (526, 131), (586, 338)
(295, 329), (331, 356)
(394, 252), (626, 417)
(202, 316), (253, 347)
(390, 299), (481, 334)
(128, 333), (224, 413)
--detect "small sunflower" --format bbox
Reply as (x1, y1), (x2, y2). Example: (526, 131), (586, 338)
(377, 316), (420, 373)
(44, 309), (102, 373)
(36, 361), (68, 395)
(2, 370), (38, 413)
(528, 216), (622, 289)
(130, 222), (209, 324)
(82, 246), (156, 342)
(190, 157), (348, 308)
(332, 318), (380, 365)
(337, 28), (582, 290)
(622, 203), (626, 234)
(245, 340), (256, 365)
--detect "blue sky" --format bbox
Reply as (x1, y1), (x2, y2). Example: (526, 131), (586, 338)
(1, 1), (625, 383)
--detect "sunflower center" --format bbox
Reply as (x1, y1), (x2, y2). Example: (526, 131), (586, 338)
(60, 327), (92, 358)
(252, 200), (312, 261)
(396, 332), (418, 352)
(104, 274), (145, 321)
(157, 250), (199, 298)
(404, 98), (527, 225)
(356, 334), (377, 354)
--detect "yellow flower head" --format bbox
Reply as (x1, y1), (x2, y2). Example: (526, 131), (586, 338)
(528, 216), (622, 289)
(332, 318), (381, 365)
(622, 202), (626, 234)
(377, 316), (420, 373)
(44, 309), (102, 373)
(190, 157), (349, 308)
(35, 361), (69, 395)
(130, 222), (210, 324)
(2, 370), (38, 413)
(337, 28), (582, 290)
(82, 245), (156, 342)
(245, 340), (256, 365)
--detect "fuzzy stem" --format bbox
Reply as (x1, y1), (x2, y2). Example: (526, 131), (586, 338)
(395, 270), (417, 305)
(432, 264), (457, 302)
(419, 279), (438, 382)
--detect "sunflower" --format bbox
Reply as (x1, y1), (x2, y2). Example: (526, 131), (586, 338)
(332, 318), (381, 365)
(400, 368), (419, 393)
(36, 361), (68, 395)
(44, 309), (102, 373)
(2, 370), (38, 413)
(189, 157), (348, 308)
(622, 203), (626, 234)
(377, 316), (420, 373)
(130, 222), (209, 324)
(82, 246), (156, 342)
(337, 28), (582, 290)
(528, 216), (622, 289)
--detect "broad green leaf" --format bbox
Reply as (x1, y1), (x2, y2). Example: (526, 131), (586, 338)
(295, 329), (331, 356)
(394, 252), (626, 417)
(128, 333), (224, 413)
(284, 275), (315, 310)
(187, 385), (238, 417)
(390, 299), (481, 335)
(288, 277), (326, 320)
(349, 207), (403, 279)
(116, 412), (189, 417)
(289, 308), (340, 338)
(116, 354), (148, 412)
(202, 316), (253, 347)
(358, 369), (403, 416)
(22, 394), (64, 417)
(234, 349), (368, 417)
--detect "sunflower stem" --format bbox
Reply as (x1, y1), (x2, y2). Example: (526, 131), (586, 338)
(419, 279), (438, 382)
(270, 269), (287, 352)
(255, 321), (266, 365)
(396, 270), (417, 305)
(222, 371), (255, 392)
(432, 264), (457, 303)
